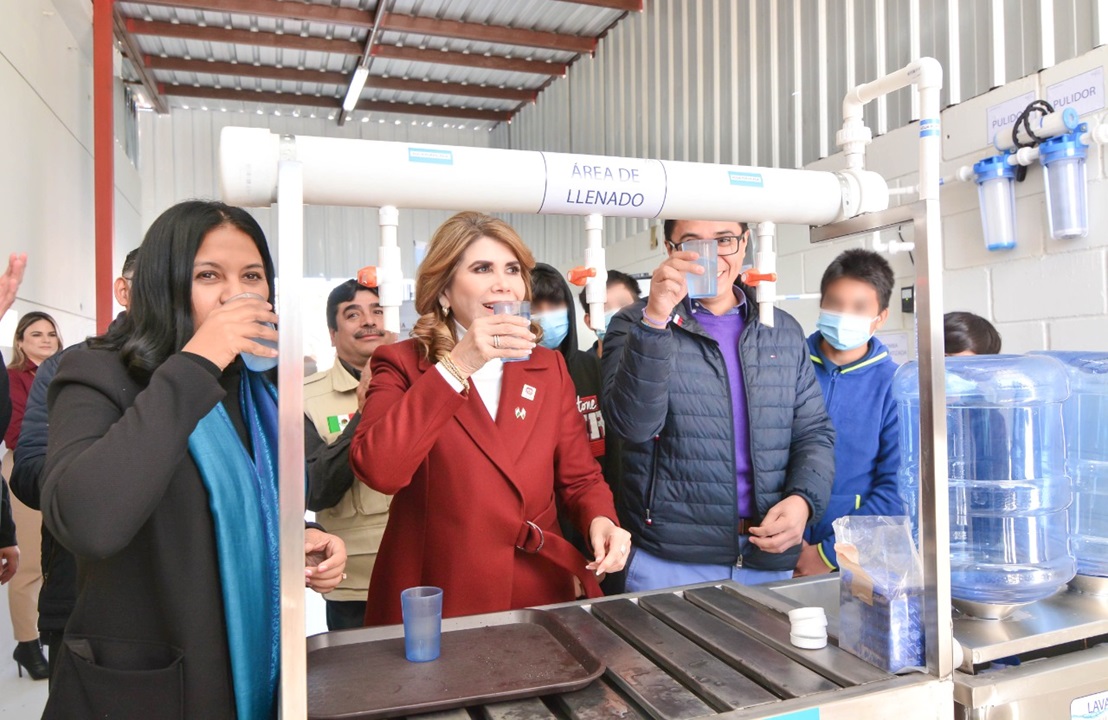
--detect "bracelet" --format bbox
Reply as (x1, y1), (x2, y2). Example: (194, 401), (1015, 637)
(438, 355), (470, 392)
(641, 310), (670, 329)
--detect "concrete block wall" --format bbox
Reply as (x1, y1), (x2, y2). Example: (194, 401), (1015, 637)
(775, 45), (1108, 358)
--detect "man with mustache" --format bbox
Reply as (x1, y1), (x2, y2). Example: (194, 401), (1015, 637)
(304, 280), (397, 629)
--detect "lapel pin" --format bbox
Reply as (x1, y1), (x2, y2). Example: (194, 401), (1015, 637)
(514, 407), (527, 420)
(522, 384), (537, 401)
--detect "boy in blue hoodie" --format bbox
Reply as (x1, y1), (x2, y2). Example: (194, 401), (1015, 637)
(796, 248), (905, 576)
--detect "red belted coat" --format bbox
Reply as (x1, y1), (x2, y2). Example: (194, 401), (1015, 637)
(351, 340), (618, 627)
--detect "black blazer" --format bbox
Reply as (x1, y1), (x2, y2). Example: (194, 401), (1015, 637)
(41, 348), (243, 720)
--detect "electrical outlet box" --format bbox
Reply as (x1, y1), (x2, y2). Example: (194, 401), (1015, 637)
(901, 286), (915, 314)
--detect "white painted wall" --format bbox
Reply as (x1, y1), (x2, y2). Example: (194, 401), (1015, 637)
(0, 0), (142, 348)
(785, 45), (1108, 356)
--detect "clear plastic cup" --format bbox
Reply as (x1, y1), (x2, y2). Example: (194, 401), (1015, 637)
(225, 292), (277, 372)
(681, 238), (718, 299)
(490, 300), (531, 363)
(401, 586), (443, 662)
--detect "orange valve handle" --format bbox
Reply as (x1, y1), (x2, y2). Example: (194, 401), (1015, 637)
(741, 270), (778, 287)
(356, 266), (379, 288)
(567, 266), (597, 286)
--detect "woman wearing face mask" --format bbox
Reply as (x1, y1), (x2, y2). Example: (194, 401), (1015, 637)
(531, 264), (626, 592)
(350, 213), (630, 626)
(797, 249), (906, 577)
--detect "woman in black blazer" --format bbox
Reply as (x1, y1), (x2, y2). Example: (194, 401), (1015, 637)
(40, 202), (346, 720)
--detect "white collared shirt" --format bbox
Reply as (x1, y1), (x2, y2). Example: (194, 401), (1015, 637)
(434, 323), (503, 420)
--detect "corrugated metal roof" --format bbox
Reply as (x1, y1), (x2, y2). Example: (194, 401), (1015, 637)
(119, 0), (631, 123)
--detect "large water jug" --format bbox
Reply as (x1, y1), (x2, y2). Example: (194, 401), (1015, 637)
(1036, 352), (1108, 579)
(892, 355), (1076, 614)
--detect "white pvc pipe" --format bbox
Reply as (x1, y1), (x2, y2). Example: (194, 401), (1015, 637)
(583, 214), (606, 331)
(838, 57), (943, 202)
(275, 154), (307, 719)
(220, 129), (888, 227)
(994, 107), (1079, 151)
(377, 206), (402, 334)
(754, 221), (777, 327)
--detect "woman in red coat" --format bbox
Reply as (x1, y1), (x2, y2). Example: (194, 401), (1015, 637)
(351, 212), (631, 626)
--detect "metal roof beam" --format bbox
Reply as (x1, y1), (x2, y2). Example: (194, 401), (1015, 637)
(131, 0), (375, 29)
(122, 1), (596, 53)
(380, 12), (595, 54)
(557, 0), (642, 10)
(126, 18), (364, 55)
(163, 85), (514, 122)
(146, 56), (538, 102)
(113, 8), (169, 112)
(371, 44), (566, 76)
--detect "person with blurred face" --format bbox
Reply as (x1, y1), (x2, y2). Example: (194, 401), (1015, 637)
(351, 211), (630, 626)
(796, 249), (905, 577)
(579, 270), (641, 357)
(602, 219), (835, 591)
(304, 280), (397, 630)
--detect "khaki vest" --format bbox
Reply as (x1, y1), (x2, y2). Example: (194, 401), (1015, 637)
(304, 361), (390, 601)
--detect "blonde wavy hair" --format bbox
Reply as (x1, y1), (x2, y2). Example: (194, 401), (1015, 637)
(412, 212), (537, 362)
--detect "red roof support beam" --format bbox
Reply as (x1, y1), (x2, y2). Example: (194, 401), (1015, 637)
(557, 0), (642, 10)
(126, 18), (363, 55)
(132, 0), (375, 29)
(371, 45), (566, 76)
(112, 8), (168, 113)
(380, 13), (595, 54)
(163, 85), (515, 122)
(120, 1), (595, 54)
(147, 57), (537, 102)
(94, 0), (115, 333)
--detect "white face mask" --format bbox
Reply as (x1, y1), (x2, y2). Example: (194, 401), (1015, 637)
(817, 309), (878, 351)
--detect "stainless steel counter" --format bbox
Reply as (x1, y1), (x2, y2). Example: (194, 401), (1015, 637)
(307, 581), (950, 720)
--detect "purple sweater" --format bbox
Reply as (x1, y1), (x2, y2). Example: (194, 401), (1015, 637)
(690, 296), (754, 519)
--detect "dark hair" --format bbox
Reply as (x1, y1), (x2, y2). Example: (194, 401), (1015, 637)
(820, 248), (895, 311)
(122, 249), (140, 278)
(577, 269), (642, 312)
(944, 312), (1002, 355)
(90, 200), (275, 381)
(326, 279), (379, 331)
(531, 264), (571, 306)
(663, 219), (749, 247)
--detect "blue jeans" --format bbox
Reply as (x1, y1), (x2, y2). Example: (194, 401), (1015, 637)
(624, 539), (794, 592)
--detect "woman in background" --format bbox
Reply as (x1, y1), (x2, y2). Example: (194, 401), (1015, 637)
(6, 310), (61, 680)
(944, 311), (1002, 356)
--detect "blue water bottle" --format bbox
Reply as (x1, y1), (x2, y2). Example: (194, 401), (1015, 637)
(893, 355), (1077, 617)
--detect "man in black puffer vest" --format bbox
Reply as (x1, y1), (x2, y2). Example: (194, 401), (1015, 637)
(602, 219), (835, 591)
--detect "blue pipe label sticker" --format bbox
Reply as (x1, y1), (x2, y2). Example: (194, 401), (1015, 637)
(408, 147), (454, 165)
(1073, 689), (1108, 719)
(765, 710), (819, 720)
(728, 170), (764, 187)
(539, 152), (667, 217)
(919, 118), (940, 138)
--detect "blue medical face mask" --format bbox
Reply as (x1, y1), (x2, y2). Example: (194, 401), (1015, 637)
(596, 309), (618, 340)
(817, 309), (878, 351)
(535, 308), (570, 349)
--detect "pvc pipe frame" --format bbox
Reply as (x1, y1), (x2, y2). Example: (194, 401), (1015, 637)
(583, 214), (606, 331)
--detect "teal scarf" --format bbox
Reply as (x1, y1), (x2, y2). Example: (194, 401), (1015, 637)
(188, 371), (280, 720)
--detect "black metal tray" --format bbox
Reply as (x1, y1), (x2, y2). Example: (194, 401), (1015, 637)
(306, 609), (606, 719)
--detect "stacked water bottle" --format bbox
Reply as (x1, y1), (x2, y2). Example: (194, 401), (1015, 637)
(893, 351), (1108, 619)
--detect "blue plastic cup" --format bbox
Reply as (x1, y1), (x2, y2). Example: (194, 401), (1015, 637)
(225, 292), (278, 372)
(682, 238), (718, 299)
(490, 300), (531, 362)
(401, 586), (443, 662)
